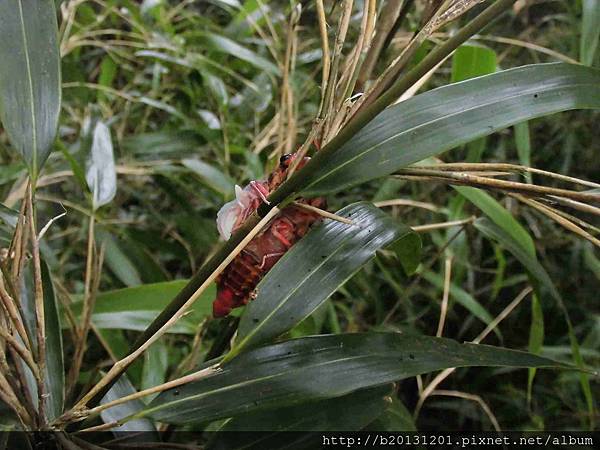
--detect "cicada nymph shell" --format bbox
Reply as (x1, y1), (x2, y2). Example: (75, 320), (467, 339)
(212, 153), (326, 317)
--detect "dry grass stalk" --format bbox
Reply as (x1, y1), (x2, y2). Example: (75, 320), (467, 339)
(395, 168), (600, 203)
(356, 0), (407, 90)
(62, 207), (283, 420)
(436, 255), (453, 337)
(512, 194), (600, 248)
(414, 286), (533, 419)
(26, 186), (48, 424)
(321, 0), (354, 143)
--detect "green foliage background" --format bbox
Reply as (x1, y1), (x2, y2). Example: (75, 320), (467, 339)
(0, 0), (598, 435)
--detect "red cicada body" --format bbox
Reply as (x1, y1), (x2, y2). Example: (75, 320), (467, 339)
(213, 153), (326, 318)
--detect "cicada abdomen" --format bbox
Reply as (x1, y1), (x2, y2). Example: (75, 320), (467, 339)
(213, 153), (326, 317)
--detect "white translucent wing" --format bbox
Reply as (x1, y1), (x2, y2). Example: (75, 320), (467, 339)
(216, 197), (239, 240)
(216, 184), (258, 240)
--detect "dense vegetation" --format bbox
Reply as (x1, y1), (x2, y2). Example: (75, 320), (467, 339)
(0, 0), (598, 443)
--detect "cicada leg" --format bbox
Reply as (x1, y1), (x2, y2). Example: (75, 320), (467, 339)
(258, 252), (286, 269)
(270, 218), (294, 248)
(250, 180), (270, 205)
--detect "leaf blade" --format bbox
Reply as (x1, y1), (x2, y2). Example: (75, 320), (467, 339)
(232, 202), (419, 356)
(141, 332), (568, 425)
(0, 0), (61, 179)
(300, 63), (600, 196)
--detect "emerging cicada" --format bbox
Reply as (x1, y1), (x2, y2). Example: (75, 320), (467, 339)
(213, 153), (326, 317)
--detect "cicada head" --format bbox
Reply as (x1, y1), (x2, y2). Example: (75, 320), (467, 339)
(216, 182), (269, 240)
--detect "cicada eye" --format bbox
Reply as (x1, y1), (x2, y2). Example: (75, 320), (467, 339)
(279, 154), (293, 166)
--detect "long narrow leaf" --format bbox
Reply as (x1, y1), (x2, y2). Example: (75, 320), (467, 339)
(0, 0), (61, 179)
(301, 63), (600, 196)
(231, 202), (419, 356)
(474, 218), (594, 428)
(139, 333), (568, 425)
(581, 0), (600, 66)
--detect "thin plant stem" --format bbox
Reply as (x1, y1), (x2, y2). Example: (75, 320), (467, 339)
(436, 256), (453, 337)
(26, 184), (47, 424)
(0, 276), (31, 350)
(412, 217), (476, 232)
(67, 214), (97, 393)
(315, 0), (330, 120)
(395, 168), (600, 203)
(292, 201), (354, 225)
(374, 198), (442, 212)
(84, 363), (221, 419)
(69, 0), (519, 416)
(430, 389), (501, 431)
(414, 286), (532, 419)
(512, 194), (600, 248)
(65, 207), (282, 414)
(0, 328), (40, 380)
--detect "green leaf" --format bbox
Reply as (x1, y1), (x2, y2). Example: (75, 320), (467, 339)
(85, 120), (117, 209)
(368, 396), (416, 431)
(0, 203), (19, 228)
(199, 31), (280, 76)
(527, 292), (544, 403)
(65, 280), (213, 334)
(421, 270), (499, 337)
(300, 63), (600, 196)
(182, 159), (235, 199)
(474, 217), (594, 428)
(473, 218), (555, 297)
(581, 0), (600, 66)
(454, 186), (535, 256)
(97, 230), (143, 287)
(451, 44), (497, 83)
(18, 261), (64, 420)
(139, 333), (567, 425)
(514, 121), (532, 182)
(41, 262), (63, 421)
(100, 375), (157, 433)
(216, 385), (393, 436)
(141, 341), (168, 402)
(0, 0), (61, 179)
(231, 203), (419, 357)
(203, 71), (229, 108)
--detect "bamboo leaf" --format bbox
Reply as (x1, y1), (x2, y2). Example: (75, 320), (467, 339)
(0, 0), (61, 179)
(139, 333), (568, 425)
(199, 31), (280, 76)
(527, 292), (545, 403)
(300, 63), (600, 196)
(421, 270), (499, 336)
(474, 217), (594, 428)
(182, 158), (235, 199)
(451, 44), (497, 83)
(581, 0), (600, 66)
(368, 396), (416, 431)
(454, 186), (535, 256)
(64, 280), (213, 334)
(100, 375), (157, 433)
(215, 385), (393, 439)
(19, 261), (64, 420)
(231, 203), (419, 357)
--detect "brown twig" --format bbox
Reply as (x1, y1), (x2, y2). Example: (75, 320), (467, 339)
(67, 214), (98, 394)
(395, 168), (600, 203)
(0, 328), (40, 380)
(436, 255), (453, 337)
(512, 194), (600, 248)
(26, 185), (47, 424)
(413, 286), (533, 419)
(0, 275), (32, 350)
(356, 0), (406, 90)
(62, 206), (282, 417)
